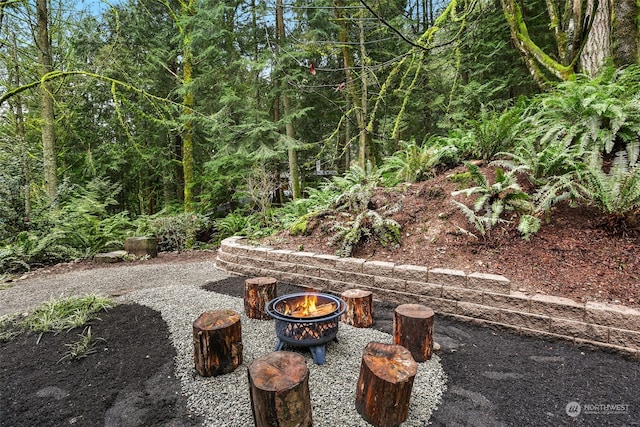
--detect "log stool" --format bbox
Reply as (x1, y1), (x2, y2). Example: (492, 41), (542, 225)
(340, 289), (374, 328)
(244, 277), (277, 320)
(355, 342), (418, 427)
(248, 351), (312, 427)
(393, 303), (435, 362)
(193, 310), (243, 377)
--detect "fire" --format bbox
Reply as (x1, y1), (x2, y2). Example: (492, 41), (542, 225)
(283, 293), (336, 318)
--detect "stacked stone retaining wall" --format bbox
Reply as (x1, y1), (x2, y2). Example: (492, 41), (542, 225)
(216, 237), (640, 359)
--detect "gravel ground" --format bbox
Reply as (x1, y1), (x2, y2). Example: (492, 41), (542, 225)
(129, 285), (446, 427)
(1, 260), (446, 426)
(0, 260), (225, 317)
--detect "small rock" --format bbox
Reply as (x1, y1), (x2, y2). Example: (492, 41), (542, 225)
(433, 342), (441, 351)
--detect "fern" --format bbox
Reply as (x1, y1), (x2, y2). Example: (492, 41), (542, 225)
(452, 163), (538, 239)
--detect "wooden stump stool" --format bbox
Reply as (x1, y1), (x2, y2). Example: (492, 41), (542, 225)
(244, 277), (277, 320)
(393, 303), (435, 362)
(340, 289), (374, 328)
(248, 351), (312, 427)
(355, 342), (418, 427)
(193, 310), (243, 377)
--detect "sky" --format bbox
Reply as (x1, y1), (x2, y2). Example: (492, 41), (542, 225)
(77, 0), (124, 16)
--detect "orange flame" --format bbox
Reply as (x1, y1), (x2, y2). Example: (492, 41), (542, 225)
(284, 293), (319, 317)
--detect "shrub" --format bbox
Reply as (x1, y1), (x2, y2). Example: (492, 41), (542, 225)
(140, 212), (211, 252)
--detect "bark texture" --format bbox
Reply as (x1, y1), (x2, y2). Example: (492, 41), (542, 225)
(37, 0), (57, 201)
(193, 310), (243, 377)
(244, 277), (277, 320)
(355, 342), (417, 427)
(393, 303), (435, 362)
(340, 289), (374, 328)
(248, 351), (312, 427)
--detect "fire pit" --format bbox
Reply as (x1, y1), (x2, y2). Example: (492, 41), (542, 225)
(266, 292), (346, 365)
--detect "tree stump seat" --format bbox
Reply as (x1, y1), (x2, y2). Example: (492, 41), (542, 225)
(340, 288), (374, 328)
(393, 303), (435, 362)
(355, 342), (418, 427)
(193, 309), (243, 377)
(244, 277), (277, 320)
(248, 351), (312, 427)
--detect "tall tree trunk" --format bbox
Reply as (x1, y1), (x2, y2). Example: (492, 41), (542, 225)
(180, 0), (195, 212)
(11, 33), (30, 219)
(357, 18), (370, 168)
(336, 0), (368, 168)
(612, 0), (638, 66)
(36, 0), (57, 201)
(580, 0), (612, 76)
(276, 0), (300, 199)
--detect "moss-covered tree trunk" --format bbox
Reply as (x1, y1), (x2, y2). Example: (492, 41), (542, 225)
(613, 0), (639, 66)
(180, 0), (195, 212)
(36, 0), (57, 201)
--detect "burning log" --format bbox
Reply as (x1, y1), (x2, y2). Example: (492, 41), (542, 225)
(244, 277), (277, 320)
(340, 289), (374, 328)
(286, 302), (337, 318)
(193, 310), (243, 377)
(393, 303), (435, 362)
(355, 342), (417, 427)
(248, 351), (313, 427)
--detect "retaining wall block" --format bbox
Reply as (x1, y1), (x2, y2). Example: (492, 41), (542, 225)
(418, 296), (458, 314)
(608, 328), (640, 350)
(335, 257), (366, 273)
(483, 291), (530, 312)
(499, 309), (551, 331)
(373, 288), (416, 305)
(296, 264), (320, 278)
(393, 265), (429, 282)
(288, 251), (317, 264)
(457, 302), (503, 322)
(217, 251), (238, 264)
(405, 281), (443, 298)
(306, 254), (340, 269)
(548, 318), (610, 343)
(267, 260), (296, 274)
(519, 327), (573, 343)
(467, 272), (511, 293)
(373, 276), (406, 292)
(429, 268), (467, 287)
(363, 260), (396, 277)
(250, 247), (272, 259)
(222, 242), (248, 256)
(585, 302), (640, 331)
(267, 249), (293, 262)
(442, 286), (484, 303)
(530, 294), (586, 322)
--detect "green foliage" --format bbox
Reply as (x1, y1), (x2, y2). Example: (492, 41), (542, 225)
(329, 210), (401, 258)
(580, 151), (640, 229)
(0, 178), (135, 273)
(23, 295), (114, 334)
(519, 67), (640, 160)
(58, 326), (106, 363)
(140, 212), (212, 252)
(379, 140), (457, 185)
(452, 163), (539, 239)
(213, 210), (261, 242)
